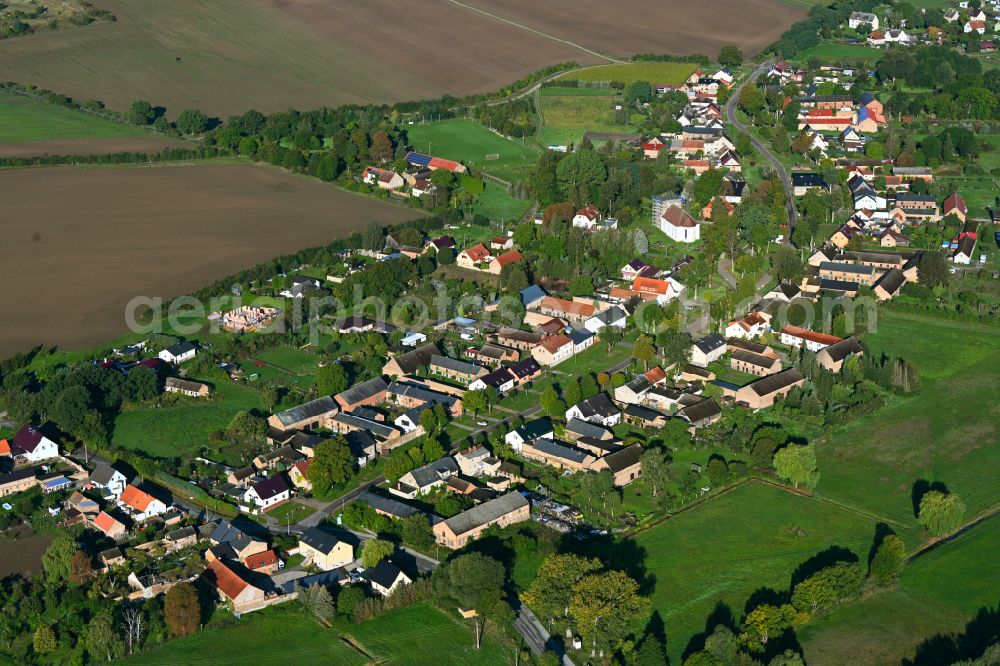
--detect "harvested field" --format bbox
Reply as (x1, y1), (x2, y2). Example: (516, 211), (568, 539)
(0, 0), (802, 118)
(0, 162), (421, 356)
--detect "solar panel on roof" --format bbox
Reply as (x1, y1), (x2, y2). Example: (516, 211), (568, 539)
(406, 152), (433, 166)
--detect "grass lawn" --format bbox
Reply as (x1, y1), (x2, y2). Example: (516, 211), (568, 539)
(538, 86), (620, 97)
(345, 602), (509, 665)
(112, 380), (265, 458)
(254, 345), (319, 375)
(799, 515), (1000, 666)
(934, 176), (1000, 218)
(582, 480), (878, 664)
(406, 119), (538, 183)
(267, 500), (317, 525)
(794, 43), (884, 64)
(537, 94), (640, 148)
(816, 312), (1000, 534)
(0, 92), (150, 142)
(471, 183), (532, 223)
(126, 606), (367, 665)
(565, 62), (698, 84)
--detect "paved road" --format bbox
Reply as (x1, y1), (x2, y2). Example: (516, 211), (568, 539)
(724, 61), (796, 245)
(513, 599), (575, 665)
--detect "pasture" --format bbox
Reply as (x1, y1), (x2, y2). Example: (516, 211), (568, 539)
(126, 601), (507, 665)
(538, 93), (641, 147)
(405, 119), (538, 182)
(568, 481), (878, 664)
(566, 62), (698, 84)
(0, 0), (802, 117)
(472, 183), (533, 222)
(0, 162), (421, 357)
(800, 515), (1000, 666)
(112, 379), (264, 458)
(794, 42), (885, 64)
(817, 312), (1000, 532)
(0, 92), (189, 157)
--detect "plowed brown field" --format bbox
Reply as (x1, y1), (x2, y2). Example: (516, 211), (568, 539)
(0, 162), (421, 356)
(0, 0), (803, 118)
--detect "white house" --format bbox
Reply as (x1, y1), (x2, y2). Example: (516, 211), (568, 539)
(158, 341), (196, 364)
(584, 306), (628, 334)
(360, 560), (412, 597)
(848, 11), (879, 30)
(8, 426), (59, 464)
(725, 313), (769, 340)
(964, 19), (987, 34)
(243, 474), (291, 514)
(690, 333), (727, 367)
(89, 463), (128, 499)
(119, 485), (168, 522)
(779, 326), (841, 352)
(505, 417), (554, 450)
(400, 332), (428, 347)
(572, 204), (602, 230)
(564, 393), (621, 427)
(657, 205), (701, 243)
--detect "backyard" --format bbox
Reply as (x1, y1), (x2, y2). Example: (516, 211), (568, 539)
(537, 93), (641, 148)
(405, 119), (538, 183)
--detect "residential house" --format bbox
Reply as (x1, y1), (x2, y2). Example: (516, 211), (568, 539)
(584, 306), (628, 334)
(725, 312), (769, 340)
(657, 205), (701, 243)
(819, 261), (876, 286)
(89, 462), (129, 498)
(531, 334), (575, 367)
(433, 492), (531, 548)
(623, 404), (668, 428)
(118, 485), (167, 521)
(490, 236), (514, 251)
(391, 457), (459, 498)
(953, 233), (977, 264)
(203, 558), (266, 611)
(780, 325), (843, 352)
(488, 249), (524, 275)
(497, 327), (544, 351)
(9, 425), (59, 464)
(691, 333), (727, 367)
(849, 11), (879, 29)
(792, 172), (828, 196)
(388, 382), (461, 416)
(468, 343), (518, 368)
(298, 527), (355, 571)
(243, 474), (291, 513)
(614, 366), (668, 405)
(816, 337), (864, 373)
(92, 511), (128, 540)
(621, 259), (655, 282)
(505, 416), (555, 450)
(208, 520), (268, 561)
(565, 393), (621, 426)
(456, 244), (492, 270)
(363, 166), (405, 190)
(358, 490), (422, 521)
(893, 193), (939, 222)
(965, 19), (987, 33)
(359, 560), (413, 596)
(165, 377), (210, 397)
(158, 341), (196, 364)
(532, 296), (597, 324)
(244, 549), (280, 574)
(509, 357), (541, 385)
(572, 204), (602, 230)
(629, 276), (677, 304)
(734, 369), (806, 409)
(517, 285), (548, 310)
(564, 418), (614, 442)
(467, 367), (516, 394)
(453, 445), (501, 477)
(521, 438), (598, 471)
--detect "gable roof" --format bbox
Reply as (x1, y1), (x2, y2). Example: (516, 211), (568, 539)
(204, 558), (254, 601)
(461, 243), (491, 262)
(360, 560), (407, 588)
(300, 526), (353, 554)
(442, 491), (529, 536)
(273, 395), (339, 427)
(820, 337), (864, 362)
(515, 416), (554, 442)
(250, 474), (290, 501)
(694, 333), (727, 355)
(873, 268), (907, 295)
(94, 511), (125, 535)
(89, 462), (125, 487)
(677, 398), (722, 423)
(602, 443), (644, 473)
(747, 368), (805, 396)
(660, 205), (699, 229)
(495, 249), (523, 267)
(336, 377), (389, 407)
(11, 425), (52, 455)
(519, 284), (547, 306)
(120, 485), (160, 512)
(386, 342), (440, 375)
(570, 393), (619, 419)
(358, 490), (421, 519)
(565, 417), (612, 440)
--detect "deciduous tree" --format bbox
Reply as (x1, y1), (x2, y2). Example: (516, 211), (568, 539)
(360, 539), (395, 568)
(773, 443), (819, 489)
(918, 490), (965, 535)
(165, 582), (201, 637)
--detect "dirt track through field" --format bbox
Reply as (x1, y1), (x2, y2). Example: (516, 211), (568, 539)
(0, 162), (421, 356)
(0, 0), (803, 118)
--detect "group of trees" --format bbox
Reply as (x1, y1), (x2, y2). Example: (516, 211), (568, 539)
(124, 100), (210, 135)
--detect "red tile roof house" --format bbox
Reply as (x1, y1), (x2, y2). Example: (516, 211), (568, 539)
(531, 333), (575, 367)
(572, 204), (602, 230)
(118, 485), (168, 522)
(488, 249), (524, 274)
(456, 243), (492, 270)
(92, 511), (128, 540)
(779, 325), (843, 352)
(943, 192), (967, 222)
(203, 558), (267, 612)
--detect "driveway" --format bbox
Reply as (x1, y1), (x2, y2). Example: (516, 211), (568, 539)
(724, 61), (796, 245)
